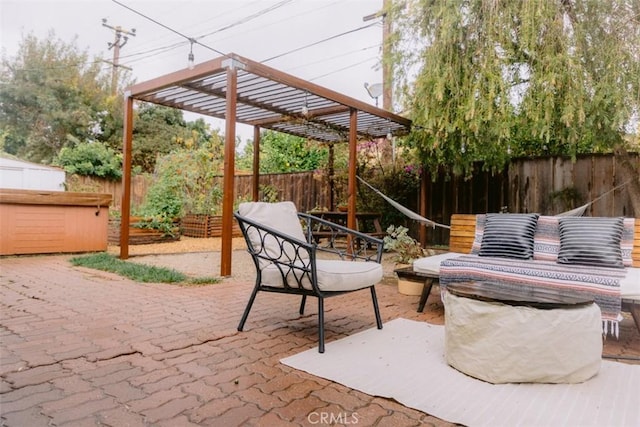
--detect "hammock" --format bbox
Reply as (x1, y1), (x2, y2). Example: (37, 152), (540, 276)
(357, 176), (631, 226)
(357, 176), (450, 229)
(556, 180), (631, 217)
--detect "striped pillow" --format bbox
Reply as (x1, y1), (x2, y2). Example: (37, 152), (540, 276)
(478, 213), (540, 259)
(557, 217), (624, 268)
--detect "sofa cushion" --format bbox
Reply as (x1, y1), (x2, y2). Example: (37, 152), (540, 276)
(557, 217), (624, 268)
(478, 213), (540, 259)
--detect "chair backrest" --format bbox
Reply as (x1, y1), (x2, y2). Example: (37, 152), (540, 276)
(237, 201), (309, 268)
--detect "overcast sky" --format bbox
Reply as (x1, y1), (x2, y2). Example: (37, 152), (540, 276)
(1, 0), (386, 141)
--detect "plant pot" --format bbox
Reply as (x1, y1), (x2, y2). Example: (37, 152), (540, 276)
(394, 262), (424, 296)
(397, 278), (424, 296)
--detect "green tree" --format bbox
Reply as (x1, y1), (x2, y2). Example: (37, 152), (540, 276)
(0, 31), (115, 163)
(132, 103), (196, 172)
(236, 130), (329, 173)
(389, 0), (640, 212)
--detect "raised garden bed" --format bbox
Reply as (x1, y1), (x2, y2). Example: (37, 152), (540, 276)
(180, 214), (242, 238)
(108, 217), (180, 245)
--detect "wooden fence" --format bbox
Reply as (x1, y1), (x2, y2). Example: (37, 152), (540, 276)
(71, 171), (330, 213)
(70, 153), (637, 246)
(509, 154), (637, 217)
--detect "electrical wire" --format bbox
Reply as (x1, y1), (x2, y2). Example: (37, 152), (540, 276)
(195, 0), (295, 41)
(110, 0), (228, 58)
(261, 22), (379, 63)
(309, 55), (379, 82)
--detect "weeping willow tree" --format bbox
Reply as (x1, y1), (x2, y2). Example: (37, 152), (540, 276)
(388, 0), (640, 213)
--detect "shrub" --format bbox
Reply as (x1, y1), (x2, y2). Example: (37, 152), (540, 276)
(56, 142), (122, 180)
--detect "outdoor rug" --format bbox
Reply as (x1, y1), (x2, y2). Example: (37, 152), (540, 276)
(281, 318), (640, 427)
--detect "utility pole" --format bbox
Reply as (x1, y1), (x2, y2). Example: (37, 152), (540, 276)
(363, 0), (392, 111)
(102, 19), (136, 95)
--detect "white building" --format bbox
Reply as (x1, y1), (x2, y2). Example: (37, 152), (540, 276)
(0, 156), (66, 191)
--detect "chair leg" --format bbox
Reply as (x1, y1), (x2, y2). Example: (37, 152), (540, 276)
(318, 297), (325, 353)
(299, 295), (307, 315)
(370, 286), (383, 330)
(238, 285), (260, 332)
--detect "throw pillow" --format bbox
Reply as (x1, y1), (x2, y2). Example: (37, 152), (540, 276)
(557, 217), (624, 268)
(478, 213), (540, 259)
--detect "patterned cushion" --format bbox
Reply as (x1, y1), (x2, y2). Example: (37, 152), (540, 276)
(621, 218), (635, 267)
(557, 217), (624, 268)
(478, 213), (540, 259)
(533, 216), (561, 262)
(470, 214), (486, 254)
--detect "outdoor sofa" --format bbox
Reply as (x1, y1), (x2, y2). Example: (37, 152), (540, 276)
(412, 213), (640, 335)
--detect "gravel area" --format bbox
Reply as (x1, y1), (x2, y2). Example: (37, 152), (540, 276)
(108, 236), (400, 283)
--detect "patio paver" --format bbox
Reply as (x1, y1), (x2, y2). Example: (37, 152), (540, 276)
(1, 253), (638, 426)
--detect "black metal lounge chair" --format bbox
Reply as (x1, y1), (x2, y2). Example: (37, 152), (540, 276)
(234, 201), (384, 353)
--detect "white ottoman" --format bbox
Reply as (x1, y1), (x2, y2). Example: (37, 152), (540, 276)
(443, 287), (602, 384)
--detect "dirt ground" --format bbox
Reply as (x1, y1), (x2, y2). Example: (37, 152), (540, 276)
(107, 236), (249, 256)
(106, 236), (401, 284)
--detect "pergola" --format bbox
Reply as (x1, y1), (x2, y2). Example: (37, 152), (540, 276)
(120, 53), (412, 276)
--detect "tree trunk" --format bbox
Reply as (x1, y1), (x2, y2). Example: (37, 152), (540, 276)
(614, 144), (640, 217)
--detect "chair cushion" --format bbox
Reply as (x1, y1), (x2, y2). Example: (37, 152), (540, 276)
(478, 213), (539, 259)
(261, 259), (383, 292)
(412, 252), (465, 275)
(238, 201), (308, 267)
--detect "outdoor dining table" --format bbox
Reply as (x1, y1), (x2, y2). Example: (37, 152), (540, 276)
(307, 211), (384, 237)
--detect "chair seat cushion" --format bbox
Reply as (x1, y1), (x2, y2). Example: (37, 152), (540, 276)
(261, 259), (383, 292)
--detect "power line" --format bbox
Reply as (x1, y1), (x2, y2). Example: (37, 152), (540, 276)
(110, 0), (383, 92)
(310, 55), (379, 82)
(261, 22), (379, 63)
(195, 0), (295, 41)
(111, 0), (228, 59)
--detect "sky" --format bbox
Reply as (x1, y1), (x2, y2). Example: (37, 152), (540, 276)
(0, 0), (387, 142)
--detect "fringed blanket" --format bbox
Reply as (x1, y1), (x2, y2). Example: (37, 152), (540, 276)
(440, 255), (627, 336)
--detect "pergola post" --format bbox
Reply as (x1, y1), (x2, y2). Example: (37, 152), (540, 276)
(347, 108), (358, 231)
(220, 63), (238, 277)
(252, 126), (260, 201)
(119, 94), (134, 259)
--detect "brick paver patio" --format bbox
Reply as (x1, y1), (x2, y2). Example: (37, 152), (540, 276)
(1, 252), (639, 426)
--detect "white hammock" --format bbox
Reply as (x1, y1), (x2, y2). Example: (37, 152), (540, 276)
(357, 176), (631, 225)
(357, 176), (450, 229)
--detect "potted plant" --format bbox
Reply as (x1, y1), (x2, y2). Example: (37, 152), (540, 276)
(384, 225), (426, 295)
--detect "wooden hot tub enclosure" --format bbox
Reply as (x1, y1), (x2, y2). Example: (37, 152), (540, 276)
(0, 189), (112, 256)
